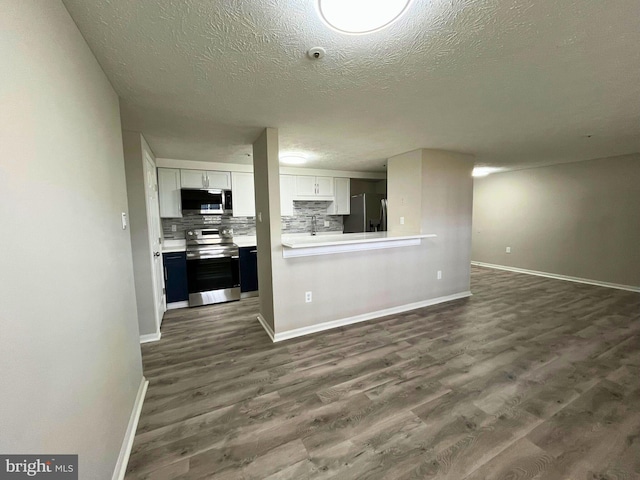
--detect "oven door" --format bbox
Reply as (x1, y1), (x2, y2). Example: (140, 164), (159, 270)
(181, 189), (225, 214)
(186, 253), (240, 306)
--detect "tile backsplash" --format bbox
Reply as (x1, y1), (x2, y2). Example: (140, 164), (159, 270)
(162, 201), (343, 240)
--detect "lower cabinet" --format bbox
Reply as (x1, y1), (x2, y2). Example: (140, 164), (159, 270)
(163, 252), (188, 303)
(239, 247), (258, 293)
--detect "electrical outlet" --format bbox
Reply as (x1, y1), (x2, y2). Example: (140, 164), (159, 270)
(305, 291), (312, 303)
(437, 270), (442, 280)
(400, 216), (405, 225)
(506, 246), (511, 253)
(171, 224), (177, 232)
(324, 220), (330, 227)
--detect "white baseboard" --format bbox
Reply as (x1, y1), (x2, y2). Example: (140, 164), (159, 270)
(260, 291), (472, 343)
(140, 331), (161, 344)
(167, 301), (189, 310)
(471, 261), (640, 293)
(257, 314), (275, 342)
(112, 376), (148, 480)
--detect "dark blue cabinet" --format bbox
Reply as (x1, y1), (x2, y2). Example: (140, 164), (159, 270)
(163, 252), (188, 303)
(239, 247), (258, 293)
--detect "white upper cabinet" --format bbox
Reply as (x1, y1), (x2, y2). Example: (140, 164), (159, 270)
(180, 169), (207, 188)
(315, 176), (334, 197)
(231, 172), (255, 217)
(295, 176), (316, 196)
(280, 175), (296, 216)
(157, 168), (182, 218)
(205, 170), (231, 189)
(295, 175), (334, 199)
(180, 169), (231, 189)
(327, 177), (350, 215)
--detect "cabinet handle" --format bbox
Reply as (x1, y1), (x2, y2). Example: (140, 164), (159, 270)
(164, 267), (168, 281)
(249, 249), (257, 253)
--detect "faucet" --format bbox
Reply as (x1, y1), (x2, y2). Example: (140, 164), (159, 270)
(311, 215), (317, 236)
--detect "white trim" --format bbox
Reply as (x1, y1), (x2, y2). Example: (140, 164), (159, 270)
(471, 261), (640, 293)
(166, 301), (189, 310)
(112, 377), (148, 480)
(140, 331), (161, 343)
(266, 291), (472, 343)
(257, 314), (275, 341)
(241, 291), (259, 299)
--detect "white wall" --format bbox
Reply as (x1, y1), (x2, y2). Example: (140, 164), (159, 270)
(0, 2), (143, 478)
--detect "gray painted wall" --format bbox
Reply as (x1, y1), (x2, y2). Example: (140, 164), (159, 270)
(260, 139), (474, 335)
(253, 129), (281, 331)
(0, 1), (143, 477)
(472, 154), (640, 287)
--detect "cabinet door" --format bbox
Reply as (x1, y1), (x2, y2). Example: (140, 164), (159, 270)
(231, 172), (255, 217)
(328, 177), (350, 215)
(295, 176), (317, 196)
(163, 252), (188, 303)
(206, 171), (231, 189)
(315, 176), (334, 197)
(158, 168), (183, 218)
(180, 169), (206, 188)
(239, 247), (259, 293)
(280, 175), (296, 216)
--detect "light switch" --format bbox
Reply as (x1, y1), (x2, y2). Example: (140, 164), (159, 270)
(400, 216), (405, 225)
(324, 220), (330, 227)
(121, 212), (127, 230)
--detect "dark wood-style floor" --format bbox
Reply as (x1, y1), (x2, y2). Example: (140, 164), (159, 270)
(126, 267), (640, 479)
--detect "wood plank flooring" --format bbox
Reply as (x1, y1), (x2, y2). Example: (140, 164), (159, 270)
(126, 266), (640, 479)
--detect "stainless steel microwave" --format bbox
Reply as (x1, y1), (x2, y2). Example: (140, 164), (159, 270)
(181, 189), (232, 215)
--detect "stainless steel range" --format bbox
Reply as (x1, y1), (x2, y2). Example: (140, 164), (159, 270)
(185, 228), (240, 307)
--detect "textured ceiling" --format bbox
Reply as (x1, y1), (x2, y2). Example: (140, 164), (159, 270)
(63, 0), (640, 172)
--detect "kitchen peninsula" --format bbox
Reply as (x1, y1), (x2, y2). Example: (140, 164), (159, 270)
(281, 232), (437, 257)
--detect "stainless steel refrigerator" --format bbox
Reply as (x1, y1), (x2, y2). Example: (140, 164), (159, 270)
(343, 193), (388, 233)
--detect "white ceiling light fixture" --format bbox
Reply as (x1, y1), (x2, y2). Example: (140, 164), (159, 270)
(279, 154), (308, 165)
(472, 167), (501, 177)
(317, 0), (413, 35)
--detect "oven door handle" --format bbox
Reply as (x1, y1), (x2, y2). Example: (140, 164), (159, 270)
(187, 253), (238, 260)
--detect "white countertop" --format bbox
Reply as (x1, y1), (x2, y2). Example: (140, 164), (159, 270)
(281, 232), (437, 258)
(281, 231), (436, 248)
(234, 236), (257, 248)
(162, 239), (186, 253)
(162, 232), (432, 256)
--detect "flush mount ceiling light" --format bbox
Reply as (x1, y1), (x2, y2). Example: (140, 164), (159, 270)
(472, 167), (501, 177)
(317, 0), (413, 34)
(279, 154), (308, 165)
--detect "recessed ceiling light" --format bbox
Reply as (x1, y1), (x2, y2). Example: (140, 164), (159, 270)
(279, 154), (307, 165)
(317, 0), (413, 35)
(472, 167), (500, 177)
